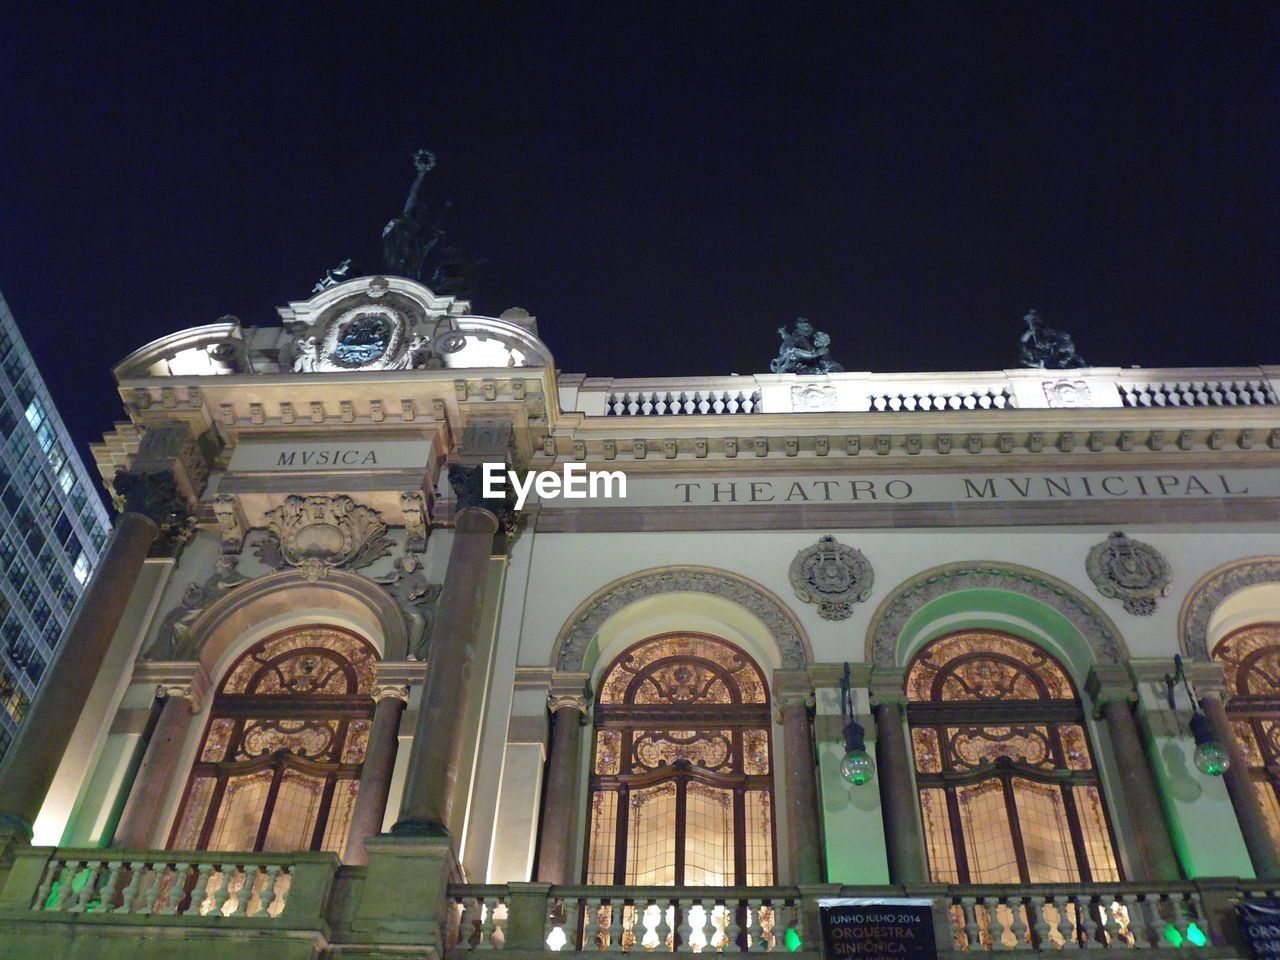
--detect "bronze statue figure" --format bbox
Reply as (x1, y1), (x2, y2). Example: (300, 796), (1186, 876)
(1018, 309), (1087, 369)
(771, 317), (844, 374)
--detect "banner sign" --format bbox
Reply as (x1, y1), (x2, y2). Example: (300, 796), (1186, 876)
(229, 441), (434, 472)
(1238, 899), (1280, 960)
(533, 468), (1275, 508)
(819, 897), (937, 960)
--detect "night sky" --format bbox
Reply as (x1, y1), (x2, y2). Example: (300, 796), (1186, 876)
(2, 2), (1277, 470)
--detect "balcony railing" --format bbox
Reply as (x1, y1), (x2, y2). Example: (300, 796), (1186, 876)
(445, 879), (1272, 955)
(568, 367), (1280, 417)
(0, 846), (337, 927)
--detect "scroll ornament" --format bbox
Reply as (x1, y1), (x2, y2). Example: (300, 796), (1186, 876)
(255, 495), (392, 582)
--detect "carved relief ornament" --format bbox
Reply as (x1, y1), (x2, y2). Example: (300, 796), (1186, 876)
(1086, 531), (1172, 616)
(789, 535), (874, 620)
(254, 495), (393, 582)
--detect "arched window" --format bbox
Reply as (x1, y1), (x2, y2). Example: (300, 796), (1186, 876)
(585, 633), (775, 885)
(1214, 622), (1280, 846)
(169, 625), (378, 857)
(907, 630), (1121, 883)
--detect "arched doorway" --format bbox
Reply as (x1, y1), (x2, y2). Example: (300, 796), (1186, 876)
(906, 630), (1121, 883)
(1213, 622), (1280, 847)
(168, 624), (378, 857)
(584, 633), (776, 885)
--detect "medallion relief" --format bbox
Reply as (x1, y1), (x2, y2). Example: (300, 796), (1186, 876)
(1086, 530), (1172, 616)
(789, 535), (874, 620)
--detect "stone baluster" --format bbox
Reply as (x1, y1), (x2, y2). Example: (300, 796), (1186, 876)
(870, 668), (930, 883)
(116, 862), (142, 914)
(93, 861), (124, 913)
(394, 432), (513, 837)
(232, 865), (259, 916)
(33, 860), (58, 911)
(775, 670), (823, 883)
(747, 898), (765, 952)
(344, 683), (410, 864)
(258, 864), (283, 916)
(0, 512), (159, 835)
(583, 896), (602, 950)
(535, 675), (592, 882)
(1086, 666), (1181, 880)
(113, 675), (209, 849)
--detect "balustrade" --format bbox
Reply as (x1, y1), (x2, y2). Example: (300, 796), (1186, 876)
(572, 367), (1279, 416)
(447, 885), (804, 954)
(27, 853), (293, 918)
(443, 880), (1276, 955)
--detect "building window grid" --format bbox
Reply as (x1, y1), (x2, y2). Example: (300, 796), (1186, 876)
(584, 633), (777, 887)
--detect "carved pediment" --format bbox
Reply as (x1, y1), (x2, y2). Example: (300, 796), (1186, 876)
(255, 495), (392, 581)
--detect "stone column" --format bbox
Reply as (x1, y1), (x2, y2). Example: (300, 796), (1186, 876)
(345, 684), (410, 865)
(535, 676), (591, 883)
(113, 674), (208, 849)
(0, 512), (158, 835)
(776, 670), (823, 884)
(871, 668), (929, 884)
(1087, 666), (1181, 881)
(393, 503), (502, 836)
(1201, 692), (1280, 878)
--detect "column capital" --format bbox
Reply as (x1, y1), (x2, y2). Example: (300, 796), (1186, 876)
(1130, 657), (1228, 700)
(807, 662), (872, 689)
(869, 666), (908, 706)
(135, 660), (211, 714)
(373, 683), (411, 704)
(772, 668), (814, 708)
(548, 671), (591, 714)
(1085, 663), (1137, 712)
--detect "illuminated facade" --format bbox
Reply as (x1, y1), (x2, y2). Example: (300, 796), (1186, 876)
(0, 289), (111, 760)
(0, 273), (1278, 958)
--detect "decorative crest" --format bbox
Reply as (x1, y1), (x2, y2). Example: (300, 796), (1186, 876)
(254, 495), (393, 582)
(789, 535), (874, 620)
(1086, 531), (1172, 616)
(771, 317), (844, 375)
(1018, 309), (1087, 369)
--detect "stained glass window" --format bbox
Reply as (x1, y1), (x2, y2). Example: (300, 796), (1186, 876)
(585, 633), (776, 885)
(1215, 623), (1280, 847)
(906, 630), (1121, 884)
(169, 625), (378, 857)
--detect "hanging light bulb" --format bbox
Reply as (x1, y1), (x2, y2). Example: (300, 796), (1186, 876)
(1189, 711), (1230, 777)
(838, 662), (875, 785)
(840, 719), (876, 785)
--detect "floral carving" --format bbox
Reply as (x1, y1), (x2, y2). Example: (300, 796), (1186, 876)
(254, 495), (392, 582)
(1086, 531), (1172, 616)
(789, 536), (873, 620)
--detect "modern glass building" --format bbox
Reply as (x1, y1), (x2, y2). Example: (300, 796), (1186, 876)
(0, 289), (111, 759)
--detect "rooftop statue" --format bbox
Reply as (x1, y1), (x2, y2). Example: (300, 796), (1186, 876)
(313, 258), (357, 293)
(1018, 309), (1087, 369)
(770, 317), (844, 375)
(382, 148), (450, 282)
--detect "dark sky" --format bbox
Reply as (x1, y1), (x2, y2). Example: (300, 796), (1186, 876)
(2, 2), (1277, 464)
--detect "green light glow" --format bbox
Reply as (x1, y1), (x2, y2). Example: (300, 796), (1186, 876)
(785, 928), (802, 952)
(1163, 924), (1183, 947)
(1186, 922), (1208, 946)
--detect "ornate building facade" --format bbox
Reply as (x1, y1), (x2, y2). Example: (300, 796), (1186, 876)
(0, 274), (1277, 958)
(0, 289), (112, 761)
